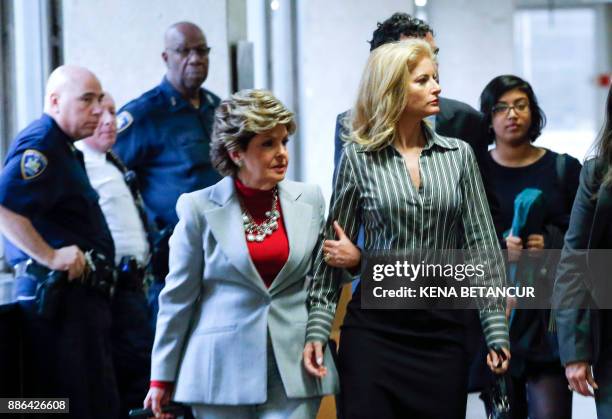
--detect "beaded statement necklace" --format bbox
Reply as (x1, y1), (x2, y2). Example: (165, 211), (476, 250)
(240, 187), (280, 242)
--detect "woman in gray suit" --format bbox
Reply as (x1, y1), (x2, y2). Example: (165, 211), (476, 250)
(143, 89), (340, 418)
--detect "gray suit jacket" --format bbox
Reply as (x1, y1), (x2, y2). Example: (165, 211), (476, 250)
(150, 176), (339, 405)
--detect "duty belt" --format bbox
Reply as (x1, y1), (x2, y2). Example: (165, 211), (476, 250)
(13, 259), (51, 278)
(13, 251), (117, 301)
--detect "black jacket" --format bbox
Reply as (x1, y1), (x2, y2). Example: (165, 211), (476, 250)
(553, 158), (612, 365)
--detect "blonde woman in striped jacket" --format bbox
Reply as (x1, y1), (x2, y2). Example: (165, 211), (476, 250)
(302, 39), (510, 419)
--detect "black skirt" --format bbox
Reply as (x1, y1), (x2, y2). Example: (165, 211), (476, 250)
(337, 292), (470, 419)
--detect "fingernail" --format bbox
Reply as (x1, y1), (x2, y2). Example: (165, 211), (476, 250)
(317, 357), (323, 365)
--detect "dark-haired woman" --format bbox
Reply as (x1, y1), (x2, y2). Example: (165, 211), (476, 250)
(554, 85), (612, 418)
(480, 75), (581, 418)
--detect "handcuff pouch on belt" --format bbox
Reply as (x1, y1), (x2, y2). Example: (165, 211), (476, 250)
(117, 256), (146, 291)
(35, 268), (67, 320)
(12, 260), (68, 320)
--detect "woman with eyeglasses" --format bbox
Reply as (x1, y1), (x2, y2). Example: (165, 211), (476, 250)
(479, 74), (582, 418)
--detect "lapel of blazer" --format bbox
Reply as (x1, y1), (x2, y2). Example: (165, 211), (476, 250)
(204, 177), (268, 294)
(268, 181), (312, 295)
(587, 184), (612, 309)
(589, 185), (612, 249)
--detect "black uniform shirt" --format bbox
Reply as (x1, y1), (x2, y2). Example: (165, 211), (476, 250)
(113, 77), (221, 230)
(0, 114), (114, 265)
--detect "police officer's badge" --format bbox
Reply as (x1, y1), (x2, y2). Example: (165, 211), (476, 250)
(116, 111), (133, 134)
(20, 149), (48, 180)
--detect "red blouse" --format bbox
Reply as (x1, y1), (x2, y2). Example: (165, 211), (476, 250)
(234, 177), (289, 288)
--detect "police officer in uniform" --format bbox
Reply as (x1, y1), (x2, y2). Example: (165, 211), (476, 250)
(113, 21), (221, 323)
(0, 65), (119, 418)
(76, 93), (153, 419)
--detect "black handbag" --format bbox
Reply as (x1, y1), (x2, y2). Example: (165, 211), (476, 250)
(481, 347), (511, 419)
(486, 373), (511, 419)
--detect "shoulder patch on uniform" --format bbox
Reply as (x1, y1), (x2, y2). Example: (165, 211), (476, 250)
(20, 149), (48, 180)
(206, 93), (214, 106)
(116, 111), (134, 134)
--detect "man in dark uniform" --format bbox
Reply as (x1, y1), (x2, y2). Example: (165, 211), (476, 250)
(0, 65), (119, 418)
(113, 21), (221, 324)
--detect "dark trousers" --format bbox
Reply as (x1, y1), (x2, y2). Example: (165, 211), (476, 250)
(481, 362), (572, 419)
(15, 274), (119, 419)
(595, 356), (612, 418)
(111, 288), (154, 419)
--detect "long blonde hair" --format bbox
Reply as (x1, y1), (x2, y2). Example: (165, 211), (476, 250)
(350, 39), (434, 150)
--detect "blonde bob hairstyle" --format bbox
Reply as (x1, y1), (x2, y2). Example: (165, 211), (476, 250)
(210, 89), (296, 177)
(350, 39), (435, 150)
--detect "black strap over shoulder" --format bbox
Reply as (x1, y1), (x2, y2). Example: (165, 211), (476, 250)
(555, 153), (569, 209)
(555, 153), (567, 187)
(106, 150), (153, 239)
(555, 152), (578, 212)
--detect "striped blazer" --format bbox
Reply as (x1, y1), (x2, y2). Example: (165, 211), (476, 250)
(306, 123), (509, 349)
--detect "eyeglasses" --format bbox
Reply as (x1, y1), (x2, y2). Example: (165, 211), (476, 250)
(168, 46), (211, 58)
(492, 100), (530, 116)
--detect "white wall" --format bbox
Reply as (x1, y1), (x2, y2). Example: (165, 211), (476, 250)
(13, 0), (52, 131)
(595, 3), (612, 131)
(427, 0), (515, 109)
(62, 0), (231, 108)
(61, 0), (516, 201)
(296, 0), (413, 201)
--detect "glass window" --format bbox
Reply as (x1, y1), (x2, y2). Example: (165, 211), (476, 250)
(514, 7), (597, 160)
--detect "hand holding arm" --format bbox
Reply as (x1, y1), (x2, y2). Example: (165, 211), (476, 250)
(322, 221), (361, 271)
(302, 341), (328, 378)
(486, 347), (511, 375)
